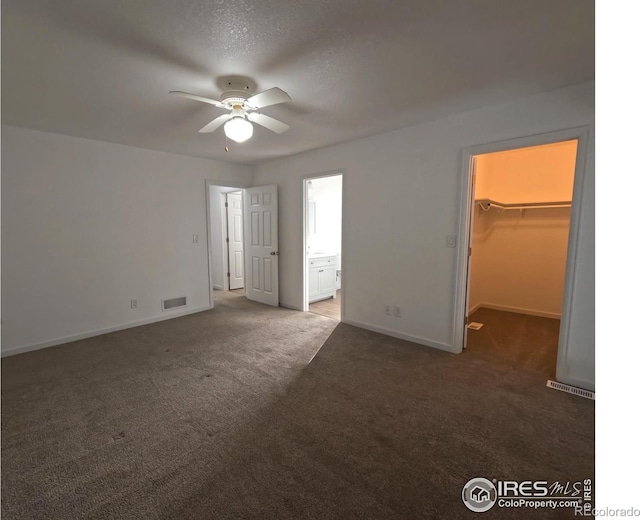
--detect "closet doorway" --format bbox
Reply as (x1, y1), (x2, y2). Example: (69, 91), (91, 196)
(208, 185), (245, 295)
(464, 140), (578, 377)
(303, 174), (343, 320)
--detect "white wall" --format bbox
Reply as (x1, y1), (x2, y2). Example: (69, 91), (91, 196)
(254, 81), (595, 390)
(475, 141), (578, 203)
(1, 125), (252, 355)
(469, 208), (571, 318)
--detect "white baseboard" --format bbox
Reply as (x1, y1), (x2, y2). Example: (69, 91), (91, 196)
(1, 305), (212, 358)
(212, 284), (224, 291)
(341, 319), (455, 353)
(471, 303), (561, 320)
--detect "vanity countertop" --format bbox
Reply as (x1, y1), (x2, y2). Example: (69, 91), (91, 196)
(308, 252), (337, 259)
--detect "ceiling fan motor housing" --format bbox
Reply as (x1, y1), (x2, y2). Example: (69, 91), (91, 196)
(219, 78), (254, 107)
(220, 93), (250, 107)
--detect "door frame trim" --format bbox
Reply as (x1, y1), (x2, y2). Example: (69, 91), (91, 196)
(452, 126), (591, 380)
(302, 171), (345, 321)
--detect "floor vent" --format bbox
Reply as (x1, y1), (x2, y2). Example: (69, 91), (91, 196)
(162, 296), (187, 311)
(546, 380), (594, 400)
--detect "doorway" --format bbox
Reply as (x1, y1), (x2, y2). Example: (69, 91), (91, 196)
(463, 140), (578, 377)
(206, 182), (280, 309)
(303, 174), (343, 320)
(208, 185), (245, 294)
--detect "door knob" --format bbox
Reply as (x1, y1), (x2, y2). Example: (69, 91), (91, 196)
(270, 251), (279, 256)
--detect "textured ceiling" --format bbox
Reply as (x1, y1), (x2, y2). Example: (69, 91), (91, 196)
(2, 0), (594, 165)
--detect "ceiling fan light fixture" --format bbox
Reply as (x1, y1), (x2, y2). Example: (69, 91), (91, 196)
(171, 86), (291, 141)
(224, 116), (253, 143)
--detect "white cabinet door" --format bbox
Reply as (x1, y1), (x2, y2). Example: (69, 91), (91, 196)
(227, 191), (244, 290)
(309, 268), (320, 297)
(318, 267), (336, 293)
(308, 256), (337, 303)
(243, 185), (279, 306)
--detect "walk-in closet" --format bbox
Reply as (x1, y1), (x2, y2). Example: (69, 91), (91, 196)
(466, 140), (578, 376)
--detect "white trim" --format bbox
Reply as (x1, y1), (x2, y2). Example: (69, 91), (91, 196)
(452, 126), (591, 383)
(205, 182), (214, 307)
(342, 319), (454, 353)
(471, 303), (561, 320)
(212, 284), (225, 291)
(555, 130), (591, 387)
(0, 305), (211, 358)
(302, 170), (345, 321)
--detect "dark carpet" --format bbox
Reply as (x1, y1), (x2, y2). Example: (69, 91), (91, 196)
(468, 307), (561, 378)
(1, 292), (594, 519)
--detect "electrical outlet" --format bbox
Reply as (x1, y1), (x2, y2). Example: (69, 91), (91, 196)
(393, 306), (401, 317)
(384, 305), (392, 316)
(193, 234), (199, 243)
(131, 299), (138, 309)
(446, 235), (457, 248)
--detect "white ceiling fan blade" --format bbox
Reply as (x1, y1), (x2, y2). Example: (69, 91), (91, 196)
(198, 114), (229, 133)
(245, 87), (291, 109)
(247, 112), (290, 134)
(170, 91), (226, 108)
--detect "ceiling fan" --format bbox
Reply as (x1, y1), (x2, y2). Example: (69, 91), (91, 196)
(170, 79), (291, 143)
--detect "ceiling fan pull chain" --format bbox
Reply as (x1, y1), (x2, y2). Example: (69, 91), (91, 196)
(224, 134), (230, 153)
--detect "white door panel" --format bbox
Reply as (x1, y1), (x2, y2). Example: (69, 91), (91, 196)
(244, 185), (279, 306)
(227, 191), (244, 290)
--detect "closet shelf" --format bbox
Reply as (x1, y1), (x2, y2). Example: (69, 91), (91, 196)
(475, 198), (572, 212)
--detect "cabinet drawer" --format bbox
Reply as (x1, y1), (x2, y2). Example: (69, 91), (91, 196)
(309, 256), (336, 267)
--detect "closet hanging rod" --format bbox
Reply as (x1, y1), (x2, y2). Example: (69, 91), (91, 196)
(475, 198), (572, 212)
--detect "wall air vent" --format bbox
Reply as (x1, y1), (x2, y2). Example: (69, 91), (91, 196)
(162, 296), (187, 311)
(546, 380), (594, 400)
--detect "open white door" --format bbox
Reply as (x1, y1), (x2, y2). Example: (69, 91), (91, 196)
(243, 185), (279, 306)
(226, 192), (244, 290)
